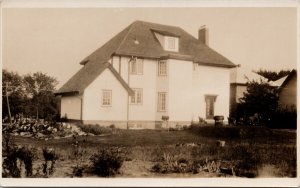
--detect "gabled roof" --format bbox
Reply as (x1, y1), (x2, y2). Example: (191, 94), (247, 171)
(57, 20), (236, 95)
(80, 20), (235, 68)
(55, 62), (133, 95)
(269, 75), (288, 87)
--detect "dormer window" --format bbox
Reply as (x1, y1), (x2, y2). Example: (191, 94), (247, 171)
(167, 37), (175, 49)
(164, 36), (179, 52)
(153, 31), (179, 52)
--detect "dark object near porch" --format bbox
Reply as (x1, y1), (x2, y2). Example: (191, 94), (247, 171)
(214, 116), (224, 126)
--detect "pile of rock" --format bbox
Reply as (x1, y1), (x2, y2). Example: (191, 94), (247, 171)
(3, 119), (88, 140)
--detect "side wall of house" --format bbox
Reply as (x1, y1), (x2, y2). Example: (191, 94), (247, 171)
(60, 95), (82, 120)
(279, 75), (297, 109)
(128, 58), (157, 129)
(82, 68), (128, 128)
(192, 65), (230, 122)
(168, 59), (193, 124)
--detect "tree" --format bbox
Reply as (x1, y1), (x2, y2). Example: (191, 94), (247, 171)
(255, 69), (291, 81)
(2, 70), (26, 120)
(23, 72), (58, 98)
(23, 72), (59, 120)
(237, 79), (279, 125)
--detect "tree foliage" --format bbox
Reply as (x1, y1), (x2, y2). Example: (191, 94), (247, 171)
(237, 80), (279, 125)
(255, 69), (291, 81)
(2, 70), (26, 118)
(2, 69), (59, 121)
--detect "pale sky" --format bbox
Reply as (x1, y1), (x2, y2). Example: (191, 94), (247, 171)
(3, 7), (297, 89)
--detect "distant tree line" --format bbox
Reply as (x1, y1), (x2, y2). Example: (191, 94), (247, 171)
(2, 69), (59, 122)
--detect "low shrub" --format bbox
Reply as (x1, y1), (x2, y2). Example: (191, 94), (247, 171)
(76, 123), (114, 135)
(89, 147), (125, 177)
(2, 133), (37, 177)
(71, 136), (87, 177)
(42, 147), (58, 177)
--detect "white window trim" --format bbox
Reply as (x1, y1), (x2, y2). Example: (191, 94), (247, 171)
(158, 92), (167, 112)
(130, 88), (143, 105)
(158, 60), (167, 76)
(102, 90), (112, 107)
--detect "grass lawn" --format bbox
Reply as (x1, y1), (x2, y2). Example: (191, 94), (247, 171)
(5, 126), (297, 178)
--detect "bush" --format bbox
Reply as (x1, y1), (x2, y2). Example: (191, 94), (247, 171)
(89, 147), (124, 177)
(2, 133), (36, 177)
(71, 136), (87, 177)
(76, 124), (114, 135)
(42, 147), (58, 177)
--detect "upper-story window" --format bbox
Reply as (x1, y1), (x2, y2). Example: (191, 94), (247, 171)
(165, 36), (179, 52)
(158, 60), (167, 76)
(130, 58), (143, 74)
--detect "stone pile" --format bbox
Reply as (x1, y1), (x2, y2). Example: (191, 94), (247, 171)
(3, 119), (88, 140)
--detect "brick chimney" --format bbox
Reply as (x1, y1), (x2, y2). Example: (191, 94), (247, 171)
(198, 25), (208, 45)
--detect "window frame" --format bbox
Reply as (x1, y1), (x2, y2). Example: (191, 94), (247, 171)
(164, 36), (179, 52)
(130, 88), (143, 105)
(158, 92), (167, 112)
(130, 58), (143, 75)
(167, 37), (176, 50)
(102, 90), (112, 106)
(158, 60), (167, 76)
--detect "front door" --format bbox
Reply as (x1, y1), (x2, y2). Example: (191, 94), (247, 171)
(205, 95), (217, 119)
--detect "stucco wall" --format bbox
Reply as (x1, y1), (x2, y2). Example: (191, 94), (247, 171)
(192, 64), (230, 121)
(168, 59), (194, 122)
(60, 95), (82, 120)
(128, 58), (157, 122)
(82, 68), (128, 122)
(156, 60), (169, 121)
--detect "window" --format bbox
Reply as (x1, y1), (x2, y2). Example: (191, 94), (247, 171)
(131, 89), (143, 104)
(205, 95), (217, 119)
(165, 36), (178, 51)
(158, 60), (167, 76)
(158, 92), (167, 111)
(167, 37), (176, 49)
(102, 90), (112, 106)
(130, 58), (143, 74)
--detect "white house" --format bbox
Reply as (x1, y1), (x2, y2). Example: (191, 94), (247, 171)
(55, 21), (236, 129)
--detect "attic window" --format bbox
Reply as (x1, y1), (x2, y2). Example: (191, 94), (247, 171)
(167, 37), (175, 49)
(164, 36), (179, 52)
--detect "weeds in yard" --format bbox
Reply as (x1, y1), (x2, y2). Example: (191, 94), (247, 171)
(89, 147), (125, 177)
(2, 133), (37, 177)
(42, 147), (58, 177)
(71, 136), (87, 177)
